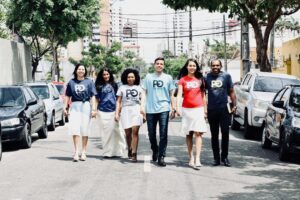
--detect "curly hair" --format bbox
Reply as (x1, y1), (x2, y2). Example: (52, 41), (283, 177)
(95, 67), (117, 92)
(73, 63), (87, 80)
(177, 58), (205, 91)
(121, 68), (140, 85)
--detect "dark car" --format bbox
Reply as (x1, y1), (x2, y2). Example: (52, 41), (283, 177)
(0, 86), (47, 149)
(262, 85), (300, 161)
(0, 123), (2, 161)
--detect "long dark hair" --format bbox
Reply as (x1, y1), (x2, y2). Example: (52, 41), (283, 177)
(73, 63), (87, 80)
(95, 67), (117, 92)
(178, 58), (205, 91)
(121, 68), (140, 85)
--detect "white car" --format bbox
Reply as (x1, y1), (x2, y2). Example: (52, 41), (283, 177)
(27, 82), (65, 131)
(233, 72), (300, 139)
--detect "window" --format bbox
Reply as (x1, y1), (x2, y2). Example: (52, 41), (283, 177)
(274, 88), (287, 102)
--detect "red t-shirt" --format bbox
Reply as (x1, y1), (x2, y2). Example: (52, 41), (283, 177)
(178, 76), (204, 108)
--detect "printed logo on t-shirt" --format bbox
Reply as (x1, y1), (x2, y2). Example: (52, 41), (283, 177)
(75, 84), (86, 94)
(186, 81), (199, 89)
(153, 80), (163, 88)
(126, 89), (138, 98)
(211, 80), (223, 88)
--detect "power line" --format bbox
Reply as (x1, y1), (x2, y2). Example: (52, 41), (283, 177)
(100, 28), (240, 39)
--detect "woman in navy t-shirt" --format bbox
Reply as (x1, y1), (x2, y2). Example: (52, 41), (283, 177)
(64, 64), (97, 162)
(94, 68), (125, 157)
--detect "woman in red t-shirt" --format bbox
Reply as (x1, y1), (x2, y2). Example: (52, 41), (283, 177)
(176, 58), (207, 169)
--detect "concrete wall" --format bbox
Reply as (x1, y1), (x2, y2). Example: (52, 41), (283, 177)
(0, 38), (32, 85)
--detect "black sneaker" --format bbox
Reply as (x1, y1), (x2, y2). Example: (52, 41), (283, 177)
(152, 151), (158, 162)
(212, 159), (220, 166)
(158, 157), (166, 167)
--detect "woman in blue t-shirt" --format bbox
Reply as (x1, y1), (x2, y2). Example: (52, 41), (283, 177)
(95, 68), (125, 157)
(65, 64), (97, 162)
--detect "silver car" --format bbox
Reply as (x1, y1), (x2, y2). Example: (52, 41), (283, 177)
(27, 82), (65, 131)
(233, 72), (300, 139)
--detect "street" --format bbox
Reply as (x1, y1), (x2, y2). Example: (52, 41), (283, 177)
(0, 119), (300, 200)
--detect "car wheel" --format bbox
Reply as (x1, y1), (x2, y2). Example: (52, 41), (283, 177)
(231, 116), (241, 130)
(38, 115), (48, 139)
(244, 111), (254, 139)
(261, 126), (272, 149)
(47, 113), (55, 131)
(59, 112), (65, 126)
(279, 133), (289, 161)
(20, 123), (32, 149)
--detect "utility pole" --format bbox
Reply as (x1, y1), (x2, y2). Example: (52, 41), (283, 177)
(223, 15), (227, 71)
(269, 28), (275, 68)
(241, 18), (251, 78)
(188, 6), (193, 58)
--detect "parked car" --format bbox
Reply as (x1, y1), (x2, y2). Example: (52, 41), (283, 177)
(0, 86), (47, 149)
(52, 81), (69, 122)
(26, 82), (65, 131)
(262, 84), (300, 161)
(233, 72), (300, 139)
(0, 122), (2, 161)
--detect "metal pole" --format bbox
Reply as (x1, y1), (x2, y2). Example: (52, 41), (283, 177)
(223, 15), (227, 71)
(269, 28), (275, 68)
(241, 18), (250, 78)
(189, 6), (193, 58)
(173, 18), (176, 57)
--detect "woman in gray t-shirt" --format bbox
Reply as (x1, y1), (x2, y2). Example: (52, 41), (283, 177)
(115, 68), (145, 162)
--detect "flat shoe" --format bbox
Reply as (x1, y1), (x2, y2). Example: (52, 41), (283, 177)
(73, 154), (79, 162)
(80, 153), (86, 161)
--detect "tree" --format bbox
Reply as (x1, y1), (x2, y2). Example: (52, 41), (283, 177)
(0, 0), (9, 39)
(163, 0), (300, 72)
(70, 42), (124, 76)
(7, 0), (100, 80)
(209, 40), (239, 59)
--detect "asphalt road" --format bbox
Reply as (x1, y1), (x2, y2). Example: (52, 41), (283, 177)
(0, 119), (300, 200)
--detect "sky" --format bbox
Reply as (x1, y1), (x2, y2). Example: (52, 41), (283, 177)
(113, 0), (300, 64)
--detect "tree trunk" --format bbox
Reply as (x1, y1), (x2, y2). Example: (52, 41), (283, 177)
(55, 47), (60, 81)
(32, 57), (39, 81)
(51, 47), (57, 81)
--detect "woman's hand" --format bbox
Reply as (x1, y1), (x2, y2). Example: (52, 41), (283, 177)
(91, 110), (97, 118)
(64, 108), (69, 117)
(115, 113), (120, 122)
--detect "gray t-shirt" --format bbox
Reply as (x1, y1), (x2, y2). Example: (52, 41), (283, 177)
(116, 85), (143, 107)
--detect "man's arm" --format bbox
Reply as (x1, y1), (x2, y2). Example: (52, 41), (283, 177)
(229, 87), (237, 112)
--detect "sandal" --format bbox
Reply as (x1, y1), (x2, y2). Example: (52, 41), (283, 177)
(128, 149), (133, 159)
(73, 153), (79, 162)
(131, 153), (137, 162)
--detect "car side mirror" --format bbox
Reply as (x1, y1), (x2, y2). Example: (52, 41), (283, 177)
(28, 99), (37, 106)
(240, 85), (250, 92)
(272, 100), (284, 108)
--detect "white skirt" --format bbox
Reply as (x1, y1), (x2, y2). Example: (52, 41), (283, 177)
(68, 102), (91, 136)
(98, 111), (126, 157)
(120, 105), (143, 129)
(181, 107), (207, 135)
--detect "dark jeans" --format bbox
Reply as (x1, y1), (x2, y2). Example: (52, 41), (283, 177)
(207, 107), (230, 161)
(146, 111), (169, 158)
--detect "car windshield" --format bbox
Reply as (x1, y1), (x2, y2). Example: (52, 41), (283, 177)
(253, 77), (299, 93)
(290, 88), (300, 108)
(0, 88), (25, 107)
(54, 84), (64, 95)
(30, 86), (49, 99)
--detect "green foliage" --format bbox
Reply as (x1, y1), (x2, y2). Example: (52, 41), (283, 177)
(0, 0), (9, 39)
(275, 17), (300, 34)
(209, 40), (239, 59)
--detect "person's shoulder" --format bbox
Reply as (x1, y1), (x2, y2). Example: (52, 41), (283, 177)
(221, 71), (232, 78)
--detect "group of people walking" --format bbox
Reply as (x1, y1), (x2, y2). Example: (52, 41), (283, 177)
(63, 57), (236, 169)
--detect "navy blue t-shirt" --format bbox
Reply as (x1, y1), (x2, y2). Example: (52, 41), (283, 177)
(96, 83), (118, 112)
(66, 78), (97, 102)
(204, 71), (233, 109)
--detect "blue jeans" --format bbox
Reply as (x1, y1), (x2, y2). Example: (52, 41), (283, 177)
(146, 111), (169, 158)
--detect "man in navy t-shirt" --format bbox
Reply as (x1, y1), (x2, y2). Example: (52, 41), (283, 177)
(204, 59), (236, 167)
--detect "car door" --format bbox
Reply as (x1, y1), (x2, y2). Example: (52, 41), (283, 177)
(236, 74), (253, 120)
(272, 87), (290, 142)
(49, 84), (63, 122)
(26, 87), (44, 131)
(23, 87), (39, 132)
